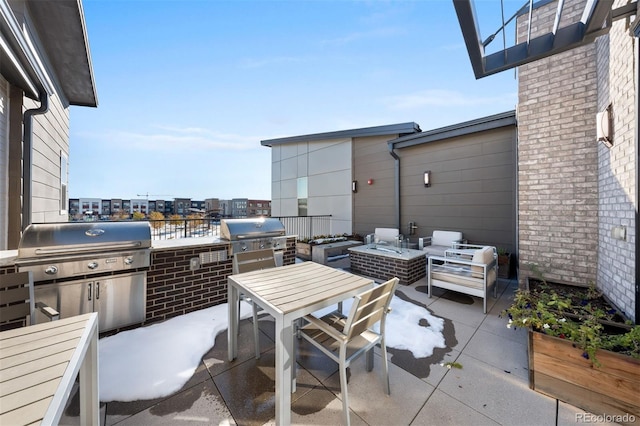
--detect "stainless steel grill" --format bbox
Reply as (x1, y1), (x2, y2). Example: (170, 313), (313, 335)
(220, 218), (287, 255)
(16, 221), (152, 332)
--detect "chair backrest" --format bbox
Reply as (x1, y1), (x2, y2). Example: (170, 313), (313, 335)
(343, 277), (398, 340)
(232, 248), (278, 274)
(0, 271), (36, 326)
(432, 230), (463, 247)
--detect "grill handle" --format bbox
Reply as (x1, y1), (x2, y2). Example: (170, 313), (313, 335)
(235, 232), (285, 239)
(35, 241), (143, 255)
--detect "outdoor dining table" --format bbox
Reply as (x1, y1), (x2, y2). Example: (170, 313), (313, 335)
(0, 312), (99, 425)
(227, 261), (374, 425)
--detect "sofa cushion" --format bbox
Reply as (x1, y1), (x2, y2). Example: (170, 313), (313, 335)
(423, 245), (449, 257)
(471, 247), (494, 278)
(431, 230), (463, 247)
(431, 266), (483, 289)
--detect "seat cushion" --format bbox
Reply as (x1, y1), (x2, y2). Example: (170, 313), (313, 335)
(471, 247), (494, 278)
(423, 245), (449, 257)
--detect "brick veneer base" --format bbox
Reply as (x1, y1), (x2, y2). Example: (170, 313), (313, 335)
(0, 237), (297, 334)
(349, 251), (426, 285)
(146, 237), (297, 326)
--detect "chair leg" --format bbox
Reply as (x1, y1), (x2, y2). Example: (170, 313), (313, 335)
(252, 302), (260, 359)
(237, 297), (242, 334)
(365, 348), (374, 372)
(339, 346), (351, 426)
(380, 338), (391, 395)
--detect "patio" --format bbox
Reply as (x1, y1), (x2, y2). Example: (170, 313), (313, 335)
(60, 258), (599, 426)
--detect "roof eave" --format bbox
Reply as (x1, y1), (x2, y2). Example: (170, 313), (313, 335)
(389, 110), (516, 149)
(27, 0), (98, 107)
(261, 122), (421, 147)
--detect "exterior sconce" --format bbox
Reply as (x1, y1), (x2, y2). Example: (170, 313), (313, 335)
(352, 180), (358, 193)
(424, 171), (431, 187)
(597, 104), (613, 147)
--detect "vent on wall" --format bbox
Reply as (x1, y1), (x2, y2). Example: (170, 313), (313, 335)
(597, 105), (613, 148)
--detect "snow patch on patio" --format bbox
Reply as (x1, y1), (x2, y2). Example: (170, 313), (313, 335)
(99, 293), (445, 402)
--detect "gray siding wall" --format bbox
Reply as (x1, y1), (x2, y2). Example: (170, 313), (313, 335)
(398, 126), (517, 251)
(0, 77), (7, 250)
(27, 92), (70, 224)
(352, 135), (397, 237)
(517, 0), (600, 287)
(595, 0), (636, 321)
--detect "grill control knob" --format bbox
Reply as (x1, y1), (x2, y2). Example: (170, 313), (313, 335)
(45, 265), (58, 275)
(88, 261), (99, 270)
(124, 256), (134, 265)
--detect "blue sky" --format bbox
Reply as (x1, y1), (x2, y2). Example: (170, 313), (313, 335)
(69, 0), (518, 201)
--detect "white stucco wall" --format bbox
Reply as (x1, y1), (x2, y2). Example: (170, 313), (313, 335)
(270, 137), (353, 235)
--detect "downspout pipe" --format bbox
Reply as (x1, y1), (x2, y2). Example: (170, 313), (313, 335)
(633, 16), (640, 324)
(387, 141), (401, 230)
(22, 90), (49, 230)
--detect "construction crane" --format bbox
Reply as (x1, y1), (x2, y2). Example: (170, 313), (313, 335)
(136, 193), (172, 200)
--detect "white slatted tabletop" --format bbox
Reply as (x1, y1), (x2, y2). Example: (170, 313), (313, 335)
(0, 312), (99, 425)
(227, 261), (373, 425)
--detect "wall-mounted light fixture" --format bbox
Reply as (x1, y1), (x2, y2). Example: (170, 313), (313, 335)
(424, 171), (431, 187)
(597, 104), (613, 148)
(352, 180), (358, 193)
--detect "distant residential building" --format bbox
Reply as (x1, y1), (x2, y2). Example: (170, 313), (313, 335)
(68, 196), (270, 219)
(173, 198), (190, 216)
(219, 200), (231, 217)
(248, 200), (271, 217)
(131, 199), (148, 215)
(205, 198), (220, 217)
(190, 200), (205, 213)
(230, 198), (247, 218)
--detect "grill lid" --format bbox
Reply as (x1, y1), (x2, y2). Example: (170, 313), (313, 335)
(18, 221), (152, 259)
(220, 218), (285, 241)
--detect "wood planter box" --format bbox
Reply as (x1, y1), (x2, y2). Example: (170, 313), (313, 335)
(295, 242), (312, 260)
(498, 253), (511, 279)
(528, 330), (640, 424)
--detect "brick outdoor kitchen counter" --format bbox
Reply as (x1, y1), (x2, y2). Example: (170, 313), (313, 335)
(348, 244), (426, 285)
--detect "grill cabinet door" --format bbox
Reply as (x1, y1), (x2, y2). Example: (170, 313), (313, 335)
(34, 280), (94, 323)
(95, 271), (146, 331)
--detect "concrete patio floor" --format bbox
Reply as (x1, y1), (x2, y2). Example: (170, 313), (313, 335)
(61, 258), (610, 425)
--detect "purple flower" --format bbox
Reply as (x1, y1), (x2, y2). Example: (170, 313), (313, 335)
(580, 300), (588, 306)
(582, 352), (589, 359)
(607, 309), (617, 315)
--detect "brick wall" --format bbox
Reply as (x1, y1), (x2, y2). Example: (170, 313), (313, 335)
(146, 237), (297, 325)
(349, 251), (426, 285)
(1, 237), (298, 331)
(517, 0), (599, 287)
(595, 1), (637, 321)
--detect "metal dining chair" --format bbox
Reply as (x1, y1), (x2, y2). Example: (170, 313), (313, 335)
(0, 271), (59, 329)
(232, 248), (278, 359)
(299, 277), (399, 426)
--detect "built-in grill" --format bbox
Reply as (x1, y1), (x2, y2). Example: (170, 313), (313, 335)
(16, 221), (152, 332)
(220, 218), (287, 258)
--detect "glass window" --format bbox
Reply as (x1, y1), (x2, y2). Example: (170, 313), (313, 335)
(60, 153), (68, 213)
(297, 177), (308, 216)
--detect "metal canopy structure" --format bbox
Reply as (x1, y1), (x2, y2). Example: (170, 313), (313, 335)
(454, 0), (637, 79)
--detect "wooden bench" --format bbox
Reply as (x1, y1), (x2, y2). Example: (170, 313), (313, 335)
(312, 240), (362, 265)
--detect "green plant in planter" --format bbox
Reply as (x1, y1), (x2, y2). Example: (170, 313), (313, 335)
(502, 268), (640, 366)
